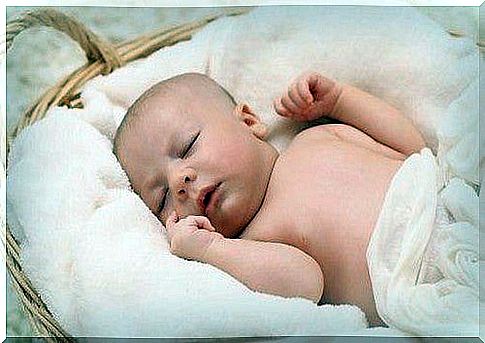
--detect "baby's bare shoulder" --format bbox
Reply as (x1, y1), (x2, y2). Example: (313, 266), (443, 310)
(285, 124), (350, 154)
(289, 124), (405, 161)
(292, 124), (355, 143)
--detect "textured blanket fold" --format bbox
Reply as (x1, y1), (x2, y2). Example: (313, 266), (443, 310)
(367, 148), (478, 336)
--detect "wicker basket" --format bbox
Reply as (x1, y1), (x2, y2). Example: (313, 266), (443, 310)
(5, 8), (248, 340)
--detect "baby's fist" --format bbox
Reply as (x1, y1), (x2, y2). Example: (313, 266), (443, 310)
(165, 212), (223, 261)
(273, 72), (342, 121)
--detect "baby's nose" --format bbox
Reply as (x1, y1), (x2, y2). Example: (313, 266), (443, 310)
(174, 167), (197, 201)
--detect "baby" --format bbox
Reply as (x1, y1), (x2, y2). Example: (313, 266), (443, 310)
(113, 72), (426, 326)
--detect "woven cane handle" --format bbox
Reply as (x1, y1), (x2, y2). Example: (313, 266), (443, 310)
(6, 9), (122, 74)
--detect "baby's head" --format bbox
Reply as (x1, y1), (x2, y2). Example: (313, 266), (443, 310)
(114, 73), (278, 238)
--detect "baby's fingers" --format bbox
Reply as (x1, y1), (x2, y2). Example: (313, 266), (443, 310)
(166, 211), (179, 228)
(190, 216), (216, 232)
(281, 93), (301, 115)
(165, 211), (179, 240)
(298, 77), (314, 104)
(288, 84), (308, 108)
(273, 97), (290, 117)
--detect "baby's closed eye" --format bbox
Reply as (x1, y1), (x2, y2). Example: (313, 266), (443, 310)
(180, 131), (200, 158)
(157, 189), (169, 215)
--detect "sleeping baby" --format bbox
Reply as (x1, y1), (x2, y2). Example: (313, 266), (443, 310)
(113, 72), (427, 326)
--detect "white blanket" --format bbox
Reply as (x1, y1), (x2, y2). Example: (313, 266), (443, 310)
(367, 148), (478, 336)
(6, 6), (479, 337)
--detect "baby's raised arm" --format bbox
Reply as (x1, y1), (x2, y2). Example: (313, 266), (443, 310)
(274, 72), (426, 156)
(165, 213), (324, 303)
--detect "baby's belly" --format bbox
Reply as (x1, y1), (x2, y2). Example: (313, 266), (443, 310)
(267, 133), (402, 324)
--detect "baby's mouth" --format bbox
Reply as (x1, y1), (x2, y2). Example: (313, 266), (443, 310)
(198, 182), (222, 215)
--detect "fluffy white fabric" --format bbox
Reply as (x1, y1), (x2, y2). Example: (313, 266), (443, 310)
(367, 148), (478, 336)
(6, 6), (479, 337)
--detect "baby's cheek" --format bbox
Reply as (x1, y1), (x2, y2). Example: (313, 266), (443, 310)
(226, 146), (255, 173)
(204, 130), (258, 175)
(208, 139), (242, 165)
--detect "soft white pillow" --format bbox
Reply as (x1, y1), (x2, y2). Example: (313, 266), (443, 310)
(7, 6), (478, 337)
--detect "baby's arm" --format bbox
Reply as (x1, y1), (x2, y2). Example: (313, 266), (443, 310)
(274, 72), (426, 156)
(166, 214), (324, 303)
(203, 237), (324, 302)
(330, 83), (426, 156)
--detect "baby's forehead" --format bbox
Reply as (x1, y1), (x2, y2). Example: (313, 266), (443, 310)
(123, 76), (230, 143)
(143, 92), (224, 129)
(142, 83), (207, 116)
(127, 103), (198, 146)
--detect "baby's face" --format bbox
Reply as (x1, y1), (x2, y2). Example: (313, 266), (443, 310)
(119, 93), (272, 238)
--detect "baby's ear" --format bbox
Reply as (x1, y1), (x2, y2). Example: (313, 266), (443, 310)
(235, 104), (268, 140)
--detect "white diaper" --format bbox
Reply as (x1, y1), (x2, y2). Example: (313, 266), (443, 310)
(366, 148), (478, 336)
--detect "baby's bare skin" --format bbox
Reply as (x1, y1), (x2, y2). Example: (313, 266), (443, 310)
(116, 72), (426, 327)
(241, 125), (403, 325)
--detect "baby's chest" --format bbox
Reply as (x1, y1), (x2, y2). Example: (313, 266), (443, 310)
(254, 132), (398, 250)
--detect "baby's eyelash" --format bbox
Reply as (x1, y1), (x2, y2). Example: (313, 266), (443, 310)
(180, 131), (200, 158)
(157, 190), (168, 214)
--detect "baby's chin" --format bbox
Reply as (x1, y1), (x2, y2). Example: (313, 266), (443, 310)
(213, 195), (259, 238)
(215, 220), (246, 239)
(210, 211), (244, 238)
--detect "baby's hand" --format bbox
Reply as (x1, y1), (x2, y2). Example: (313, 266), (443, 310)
(273, 72), (342, 121)
(165, 212), (224, 261)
